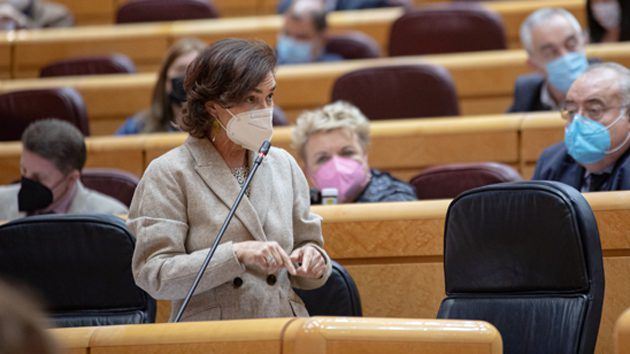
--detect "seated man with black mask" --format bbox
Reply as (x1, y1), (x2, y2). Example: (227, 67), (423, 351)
(533, 63), (630, 192)
(0, 119), (128, 220)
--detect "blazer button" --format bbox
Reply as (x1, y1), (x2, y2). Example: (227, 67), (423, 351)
(233, 277), (243, 288)
(266, 274), (277, 286)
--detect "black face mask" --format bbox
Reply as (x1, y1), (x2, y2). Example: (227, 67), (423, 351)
(168, 77), (187, 106)
(17, 177), (53, 212)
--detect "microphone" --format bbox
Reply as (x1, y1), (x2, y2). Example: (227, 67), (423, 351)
(173, 140), (271, 322)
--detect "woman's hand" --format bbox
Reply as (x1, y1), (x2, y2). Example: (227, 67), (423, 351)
(290, 245), (327, 279)
(233, 241), (296, 275)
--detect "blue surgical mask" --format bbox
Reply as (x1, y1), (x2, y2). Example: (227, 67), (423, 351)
(276, 34), (314, 65)
(546, 52), (589, 94)
(565, 110), (630, 164)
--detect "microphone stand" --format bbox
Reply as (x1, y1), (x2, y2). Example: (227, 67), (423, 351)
(174, 140), (272, 322)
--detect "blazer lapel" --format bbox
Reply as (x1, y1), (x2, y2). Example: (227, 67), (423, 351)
(247, 149), (272, 229)
(185, 137), (267, 241)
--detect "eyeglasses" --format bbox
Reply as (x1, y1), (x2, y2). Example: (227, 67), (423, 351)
(560, 104), (627, 122)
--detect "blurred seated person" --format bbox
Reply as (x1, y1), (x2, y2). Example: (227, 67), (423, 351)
(509, 8), (593, 113)
(276, 0), (343, 65)
(278, 0), (409, 13)
(0, 280), (60, 354)
(0, 119), (128, 220)
(292, 101), (417, 203)
(116, 38), (207, 135)
(587, 0), (630, 43)
(533, 63), (630, 191)
(0, 0), (73, 29)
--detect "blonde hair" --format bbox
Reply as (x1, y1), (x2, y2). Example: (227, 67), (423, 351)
(292, 101), (370, 160)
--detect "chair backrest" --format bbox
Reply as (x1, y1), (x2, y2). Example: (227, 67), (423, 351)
(80, 168), (140, 207)
(325, 31), (381, 60)
(294, 260), (362, 316)
(388, 3), (506, 56)
(410, 162), (522, 199)
(0, 88), (89, 141)
(331, 64), (459, 120)
(438, 180), (604, 354)
(272, 105), (289, 126)
(40, 55), (137, 77)
(0, 214), (156, 327)
(116, 0), (219, 23)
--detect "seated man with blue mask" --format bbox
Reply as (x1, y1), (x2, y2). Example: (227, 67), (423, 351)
(276, 0), (343, 65)
(533, 63), (630, 192)
(0, 119), (128, 220)
(508, 8), (592, 113)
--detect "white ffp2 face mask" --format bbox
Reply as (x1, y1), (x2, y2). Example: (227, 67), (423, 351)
(221, 107), (274, 151)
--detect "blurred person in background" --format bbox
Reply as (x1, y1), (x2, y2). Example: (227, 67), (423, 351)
(116, 38), (207, 135)
(0, 0), (72, 29)
(587, 0), (630, 43)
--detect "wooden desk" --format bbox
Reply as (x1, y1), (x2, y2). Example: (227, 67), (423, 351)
(0, 34), (11, 79)
(7, 0), (583, 78)
(50, 317), (502, 354)
(0, 112), (552, 184)
(4, 41), (626, 133)
(310, 191), (630, 354)
(615, 308), (630, 354)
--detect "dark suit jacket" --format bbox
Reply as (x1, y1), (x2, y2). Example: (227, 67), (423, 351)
(507, 74), (550, 113)
(532, 142), (630, 191)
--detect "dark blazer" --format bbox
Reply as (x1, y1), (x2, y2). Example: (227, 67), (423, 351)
(532, 142), (630, 191)
(507, 73), (550, 113)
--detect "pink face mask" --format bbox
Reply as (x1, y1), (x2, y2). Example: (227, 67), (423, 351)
(311, 155), (369, 203)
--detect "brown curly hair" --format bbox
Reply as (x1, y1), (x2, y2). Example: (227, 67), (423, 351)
(179, 38), (277, 138)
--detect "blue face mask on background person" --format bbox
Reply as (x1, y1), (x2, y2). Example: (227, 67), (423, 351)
(565, 110), (629, 164)
(276, 34), (314, 64)
(546, 52), (589, 94)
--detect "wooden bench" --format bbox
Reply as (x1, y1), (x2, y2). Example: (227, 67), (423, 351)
(7, 0), (584, 78)
(4, 41), (627, 134)
(309, 191), (630, 354)
(50, 317), (502, 354)
(0, 112), (537, 184)
(615, 308), (630, 354)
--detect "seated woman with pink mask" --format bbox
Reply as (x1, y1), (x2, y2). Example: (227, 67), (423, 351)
(292, 101), (417, 204)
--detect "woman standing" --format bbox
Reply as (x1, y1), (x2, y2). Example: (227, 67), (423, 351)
(129, 39), (331, 322)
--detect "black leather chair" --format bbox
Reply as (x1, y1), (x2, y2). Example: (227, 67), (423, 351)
(0, 214), (156, 327)
(437, 181), (604, 354)
(294, 260), (362, 316)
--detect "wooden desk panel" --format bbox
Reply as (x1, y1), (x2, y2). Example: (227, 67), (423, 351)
(49, 327), (96, 354)
(12, 24), (171, 78)
(311, 191), (630, 354)
(4, 42), (627, 132)
(0, 36), (11, 79)
(615, 308), (630, 354)
(283, 317), (502, 354)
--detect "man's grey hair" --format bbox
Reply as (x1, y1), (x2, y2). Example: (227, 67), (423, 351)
(584, 62), (630, 106)
(21, 119), (86, 174)
(519, 7), (583, 53)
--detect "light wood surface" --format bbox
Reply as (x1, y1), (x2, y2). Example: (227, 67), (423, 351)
(49, 326), (96, 354)
(50, 317), (502, 354)
(615, 308), (630, 354)
(4, 0), (584, 78)
(304, 191), (630, 354)
(3, 41), (626, 134)
(283, 317), (503, 354)
(0, 36), (11, 79)
(0, 111), (538, 185)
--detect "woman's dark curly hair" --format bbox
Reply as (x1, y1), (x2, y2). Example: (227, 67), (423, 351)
(179, 38), (277, 138)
